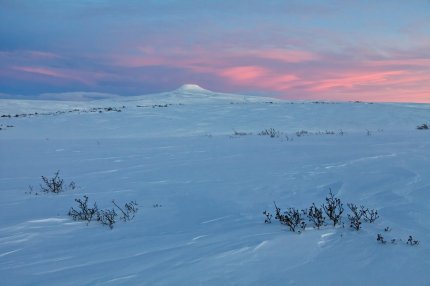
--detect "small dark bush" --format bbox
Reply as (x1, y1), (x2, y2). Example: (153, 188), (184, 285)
(322, 189), (344, 227)
(417, 123), (429, 130)
(274, 202), (306, 232)
(407, 235), (419, 246)
(26, 185), (38, 195)
(305, 203), (325, 229)
(347, 203), (363, 231)
(36, 170), (76, 194)
(68, 181), (76, 191)
(377, 233), (387, 244)
(68, 195), (99, 224)
(233, 130), (252, 136)
(112, 200), (138, 222)
(262, 210), (272, 224)
(295, 130), (309, 137)
(361, 206), (379, 223)
(376, 234), (419, 246)
(40, 171), (64, 193)
(258, 128), (280, 138)
(97, 208), (117, 229)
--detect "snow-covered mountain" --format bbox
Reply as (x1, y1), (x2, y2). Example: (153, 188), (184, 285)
(0, 84), (280, 115)
(108, 84), (282, 105)
(1, 87), (429, 285)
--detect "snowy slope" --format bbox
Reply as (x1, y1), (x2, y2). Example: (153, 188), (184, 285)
(106, 84), (283, 105)
(1, 86), (430, 285)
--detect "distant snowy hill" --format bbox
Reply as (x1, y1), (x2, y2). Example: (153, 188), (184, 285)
(107, 84), (282, 105)
(0, 84), (280, 115)
(1, 86), (430, 285)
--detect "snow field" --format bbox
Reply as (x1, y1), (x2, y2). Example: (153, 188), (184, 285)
(1, 87), (430, 285)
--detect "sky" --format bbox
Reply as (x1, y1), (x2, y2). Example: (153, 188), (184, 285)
(0, 0), (429, 102)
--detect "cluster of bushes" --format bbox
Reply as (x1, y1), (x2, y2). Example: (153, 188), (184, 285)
(234, 127), (389, 139)
(231, 127), (348, 140)
(40, 170), (76, 193)
(68, 196), (138, 229)
(256, 128), (345, 140)
(0, 124), (14, 131)
(232, 130), (252, 136)
(258, 128), (281, 138)
(296, 129), (346, 137)
(89, 107), (124, 113)
(27, 170), (76, 195)
(30, 171), (138, 229)
(264, 190), (419, 246)
(263, 190), (378, 232)
(1, 106), (125, 119)
(1, 112), (42, 118)
(152, 104), (170, 108)
(417, 123), (429, 130)
(376, 227), (420, 246)
(136, 103), (183, 108)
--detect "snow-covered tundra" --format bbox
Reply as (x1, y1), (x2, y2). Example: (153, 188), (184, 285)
(1, 85), (429, 285)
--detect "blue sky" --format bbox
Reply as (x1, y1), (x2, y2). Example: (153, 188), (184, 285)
(1, 0), (429, 102)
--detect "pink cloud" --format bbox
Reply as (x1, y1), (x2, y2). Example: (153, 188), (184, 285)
(242, 49), (318, 63)
(219, 65), (300, 92)
(110, 53), (217, 74)
(11, 66), (108, 85)
(314, 86), (430, 103)
(309, 70), (407, 91)
(25, 51), (62, 59)
(264, 74), (300, 91)
(0, 50), (62, 60)
(13, 66), (64, 78)
(109, 47), (317, 72)
(280, 65), (430, 103)
(364, 58), (430, 68)
(220, 66), (268, 82)
(86, 46), (430, 103)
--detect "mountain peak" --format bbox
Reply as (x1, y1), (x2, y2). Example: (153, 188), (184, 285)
(176, 84), (210, 92)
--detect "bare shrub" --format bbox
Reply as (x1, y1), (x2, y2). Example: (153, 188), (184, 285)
(361, 207), (379, 223)
(258, 128), (280, 138)
(407, 235), (419, 246)
(295, 130), (309, 137)
(37, 170), (76, 194)
(322, 189), (344, 227)
(417, 123), (429, 130)
(68, 181), (76, 191)
(274, 202), (306, 232)
(233, 130), (252, 136)
(68, 195), (138, 229)
(347, 203), (363, 231)
(262, 210), (272, 224)
(40, 171), (64, 193)
(97, 208), (117, 229)
(112, 200), (138, 222)
(377, 233), (387, 244)
(305, 203), (325, 229)
(68, 195), (98, 224)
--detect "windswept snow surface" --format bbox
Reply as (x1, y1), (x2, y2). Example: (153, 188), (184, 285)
(1, 87), (430, 285)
